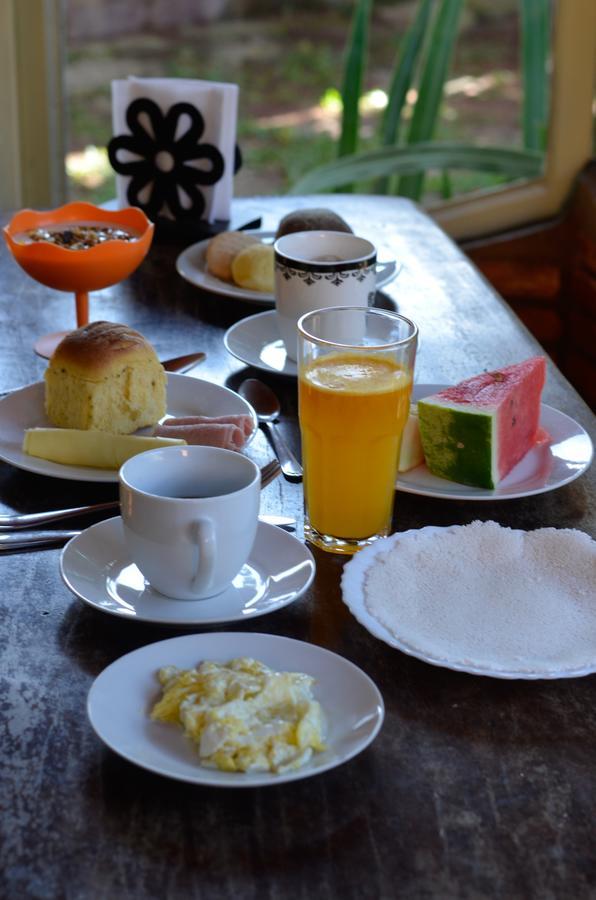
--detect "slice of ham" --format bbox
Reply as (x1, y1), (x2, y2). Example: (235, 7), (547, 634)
(160, 415), (254, 437)
(153, 422), (246, 450)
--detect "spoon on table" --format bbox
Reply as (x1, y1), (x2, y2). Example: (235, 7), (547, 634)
(238, 379), (303, 481)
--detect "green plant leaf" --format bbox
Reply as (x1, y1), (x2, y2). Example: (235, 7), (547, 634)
(381, 0), (436, 147)
(521, 0), (551, 151)
(397, 0), (465, 200)
(339, 0), (372, 159)
(376, 0), (435, 195)
(440, 169), (453, 200)
(288, 143), (543, 194)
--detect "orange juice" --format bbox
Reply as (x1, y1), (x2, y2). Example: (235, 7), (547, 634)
(299, 352), (412, 541)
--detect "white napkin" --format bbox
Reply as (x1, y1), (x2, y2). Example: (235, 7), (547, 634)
(111, 77), (238, 223)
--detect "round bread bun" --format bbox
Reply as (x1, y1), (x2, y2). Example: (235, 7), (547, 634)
(206, 230), (260, 282)
(45, 321), (166, 433)
(275, 207), (353, 239)
(231, 243), (275, 292)
(49, 320), (160, 380)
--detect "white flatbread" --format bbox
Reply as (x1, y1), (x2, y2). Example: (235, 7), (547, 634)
(343, 521), (596, 677)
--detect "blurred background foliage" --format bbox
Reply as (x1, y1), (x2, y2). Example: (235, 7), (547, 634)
(63, 0), (549, 205)
(292, 0), (549, 198)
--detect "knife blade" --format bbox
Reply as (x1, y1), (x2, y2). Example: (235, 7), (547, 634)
(162, 351), (206, 373)
(0, 350), (207, 399)
(0, 514), (296, 551)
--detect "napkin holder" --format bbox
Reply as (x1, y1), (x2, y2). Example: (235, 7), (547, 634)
(108, 95), (247, 244)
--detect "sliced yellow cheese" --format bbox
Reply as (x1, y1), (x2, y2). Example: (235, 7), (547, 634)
(398, 404), (424, 472)
(23, 428), (186, 469)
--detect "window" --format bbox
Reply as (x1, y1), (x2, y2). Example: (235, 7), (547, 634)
(2, 0), (594, 241)
(432, 0), (595, 239)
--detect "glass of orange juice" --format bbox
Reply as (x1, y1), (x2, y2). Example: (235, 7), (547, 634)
(297, 306), (418, 555)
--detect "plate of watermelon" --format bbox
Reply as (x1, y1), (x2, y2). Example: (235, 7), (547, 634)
(397, 362), (593, 500)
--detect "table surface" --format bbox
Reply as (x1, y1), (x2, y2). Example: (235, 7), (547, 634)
(1, 195), (595, 900)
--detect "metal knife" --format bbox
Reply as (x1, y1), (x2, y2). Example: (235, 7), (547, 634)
(0, 515), (296, 551)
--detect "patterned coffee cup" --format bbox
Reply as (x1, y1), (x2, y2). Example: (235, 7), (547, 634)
(274, 231), (380, 361)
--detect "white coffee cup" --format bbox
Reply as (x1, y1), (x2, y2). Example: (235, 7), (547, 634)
(274, 230), (394, 361)
(119, 445), (260, 600)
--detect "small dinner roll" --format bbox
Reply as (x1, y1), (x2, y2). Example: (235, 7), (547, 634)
(44, 321), (166, 434)
(206, 230), (260, 282)
(231, 243), (275, 292)
(275, 207), (353, 239)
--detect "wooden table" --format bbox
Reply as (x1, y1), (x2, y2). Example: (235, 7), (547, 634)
(1, 196), (595, 900)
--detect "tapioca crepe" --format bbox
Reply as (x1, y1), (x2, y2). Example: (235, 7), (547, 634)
(353, 521), (596, 674)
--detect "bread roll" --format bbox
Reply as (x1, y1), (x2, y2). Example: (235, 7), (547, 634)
(231, 243), (274, 292)
(275, 208), (353, 239)
(45, 321), (167, 434)
(206, 231), (260, 282)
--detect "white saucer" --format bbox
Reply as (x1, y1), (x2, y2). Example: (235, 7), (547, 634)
(0, 373), (257, 483)
(60, 517), (315, 625)
(224, 296), (410, 379)
(396, 384), (593, 500)
(176, 229), (398, 307)
(224, 310), (297, 376)
(87, 631), (385, 787)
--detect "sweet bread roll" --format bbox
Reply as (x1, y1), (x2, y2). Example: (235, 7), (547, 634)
(206, 230), (260, 282)
(275, 208), (353, 239)
(45, 321), (167, 434)
(231, 243), (274, 292)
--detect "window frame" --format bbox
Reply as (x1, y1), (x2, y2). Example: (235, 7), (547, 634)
(430, 0), (596, 240)
(0, 0), (65, 210)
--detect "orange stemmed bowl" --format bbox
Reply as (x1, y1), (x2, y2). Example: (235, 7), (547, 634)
(3, 202), (154, 357)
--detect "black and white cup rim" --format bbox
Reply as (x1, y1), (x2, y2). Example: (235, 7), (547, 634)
(274, 230), (376, 274)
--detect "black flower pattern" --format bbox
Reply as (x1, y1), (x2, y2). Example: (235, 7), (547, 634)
(108, 98), (227, 221)
(275, 261), (375, 286)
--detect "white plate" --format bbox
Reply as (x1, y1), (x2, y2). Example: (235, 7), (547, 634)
(224, 310), (297, 376)
(176, 230), (398, 306)
(396, 384), (593, 500)
(177, 230), (276, 305)
(342, 522), (596, 680)
(0, 373), (257, 483)
(87, 631), (385, 786)
(60, 517), (315, 625)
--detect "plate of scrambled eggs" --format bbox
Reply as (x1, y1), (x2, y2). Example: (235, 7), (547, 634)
(87, 632), (385, 787)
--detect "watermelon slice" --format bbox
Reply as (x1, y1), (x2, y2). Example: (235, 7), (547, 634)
(417, 357), (547, 489)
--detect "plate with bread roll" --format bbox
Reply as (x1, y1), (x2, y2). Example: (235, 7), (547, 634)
(175, 208), (398, 305)
(0, 322), (258, 483)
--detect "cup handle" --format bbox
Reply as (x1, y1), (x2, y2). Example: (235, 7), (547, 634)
(190, 517), (216, 594)
(375, 260), (398, 283)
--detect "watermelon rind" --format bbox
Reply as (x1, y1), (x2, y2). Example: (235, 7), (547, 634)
(398, 404), (424, 473)
(417, 398), (498, 489)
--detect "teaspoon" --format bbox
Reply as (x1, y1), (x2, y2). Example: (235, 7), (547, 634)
(238, 379), (303, 481)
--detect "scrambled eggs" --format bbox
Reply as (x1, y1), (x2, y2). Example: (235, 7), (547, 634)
(151, 657), (326, 774)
